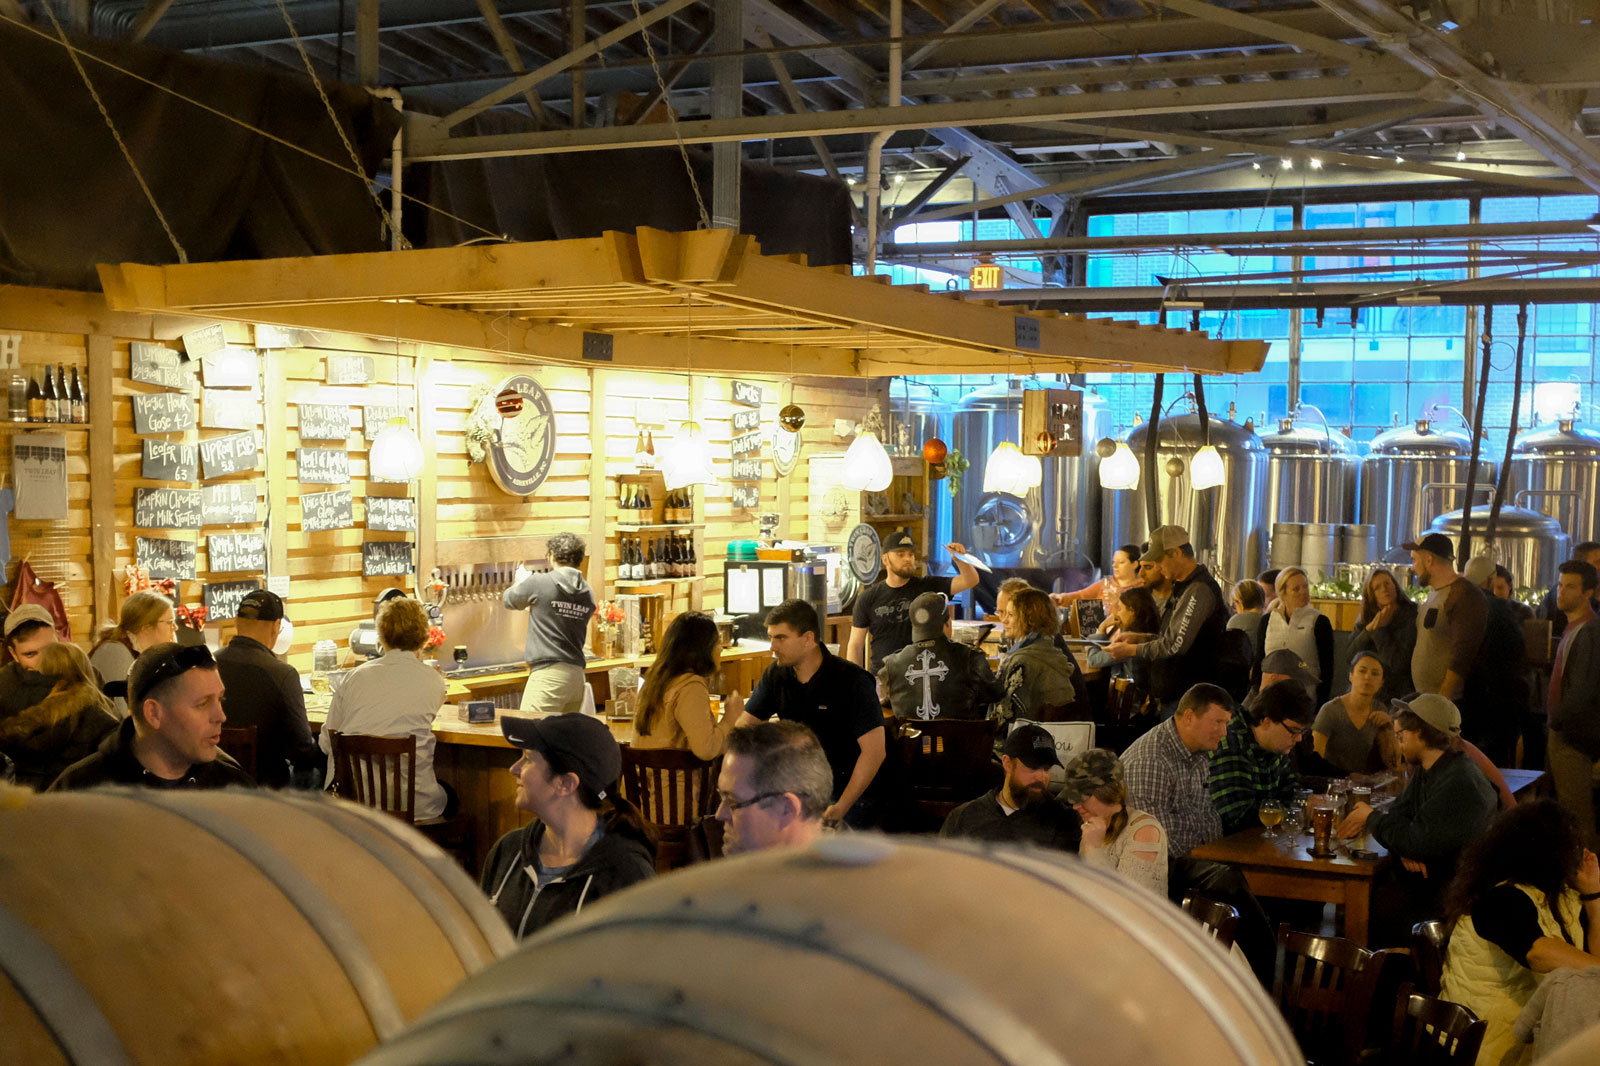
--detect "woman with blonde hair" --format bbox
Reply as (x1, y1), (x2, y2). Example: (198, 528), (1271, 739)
(0, 642), (118, 789)
(1254, 566), (1334, 705)
(88, 591), (175, 716)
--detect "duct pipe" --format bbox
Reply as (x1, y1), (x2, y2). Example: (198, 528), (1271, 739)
(1462, 305), (1494, 566)
(1486, 305), (1529, 550)
(1145, 374), (1164, 531)
(864, 0), (901, 274)
(370, 87), (406, 250)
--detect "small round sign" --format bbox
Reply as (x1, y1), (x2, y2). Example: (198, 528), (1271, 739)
(495, 389), (524, 417)
(484, 374), (556, 497)
(847, 523), (883, 584)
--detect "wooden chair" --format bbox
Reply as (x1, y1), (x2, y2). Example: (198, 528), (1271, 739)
(1387, 986), (1485, 1066)
(1273, 923), (1390, 1066)
(896, 718), (1001, 830)
(619, 747), (721, 872)
(326, 730), (474, 868)
(1411, 920), (1449, 996)
(1181, 893), (1240, 950)
(218, 725), (258, 781)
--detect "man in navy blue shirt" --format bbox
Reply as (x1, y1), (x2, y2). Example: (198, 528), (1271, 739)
(737, 598), (886, 827)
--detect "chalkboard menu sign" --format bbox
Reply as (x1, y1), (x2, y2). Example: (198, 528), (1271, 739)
(132, 393), (197, 435)
(297, 448), (349, 485)
(204, 580), (260, 620)
(731, 484), (760, 509)
(1074, 600), (1107, 637)
(202, 348), (256, 388)
(182, 323), (228, 359)
(730, 457), (762, 482)
(199, 432), (258, 479)
(201, 482), (260, 525)
(731, 380), (762, 407)
(136, 536), (197, 580)
(326, 355), (375, 384)
(363, 541), (414, 577)
(302, 489), (353, 532)
(130, 343), (190, 391)
(366, 496), (417, 532)
(298, 404), (351, 441)
(207, 532), (266, 573)
(731, 431), (762, 457)
(732, 408), (761, 432)
(202, 389), (260, 431)
(135, 487), (202, 529)
(141, 439), (198, 482)
(363, 404), (410, 442)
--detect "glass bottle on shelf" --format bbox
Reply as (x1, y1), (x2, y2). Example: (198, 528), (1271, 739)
(26, 371), (43, 422)
(56, 366), (69, 423)
(8, 372), (26, 423)
(69, 367), (86, 424)
(42, 365), (58, 422)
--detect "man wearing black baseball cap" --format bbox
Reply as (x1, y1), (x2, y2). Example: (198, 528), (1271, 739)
(938, 723), (1081, 851)
(1402, 531), (1487, 703)
(215, 590), (319, 788)
(481, 714), (655, 938)
(848, 529), (980, 676)
(51, 642), (255, 791)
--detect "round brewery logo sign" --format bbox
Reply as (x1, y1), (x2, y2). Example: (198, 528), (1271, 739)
(485, 374), (555, 496)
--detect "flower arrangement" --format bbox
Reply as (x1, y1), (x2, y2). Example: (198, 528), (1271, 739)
(596, 600), (627, 657)
(424, 624), (447, 652)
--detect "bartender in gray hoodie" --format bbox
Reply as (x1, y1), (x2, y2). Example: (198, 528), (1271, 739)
(503, 532), (596, 714)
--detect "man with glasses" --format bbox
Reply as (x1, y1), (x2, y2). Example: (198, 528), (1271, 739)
(715, 721), (833, 854)
(50, 643), (254, 790)
(1208, 682), (1311, 834)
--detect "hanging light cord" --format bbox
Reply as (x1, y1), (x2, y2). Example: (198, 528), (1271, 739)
(627, 0), (711, 231)
(38, 1), (188, 263)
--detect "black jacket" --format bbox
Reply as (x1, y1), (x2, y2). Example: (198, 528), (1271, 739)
(1137, 563), (1229, 699)
(881, 636), (1005, 721)
(480, 808), (656, 939)
(49, 717), (256, 791)
(1349, 598), (1419, 701)
(0, 681), (118, 789)
(215, 635), (320, 787)
(939, 788), (1082, 851)
(1550, 616), (1600, 758)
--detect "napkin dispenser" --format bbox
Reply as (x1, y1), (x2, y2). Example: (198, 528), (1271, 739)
(458, 700), (496, 724)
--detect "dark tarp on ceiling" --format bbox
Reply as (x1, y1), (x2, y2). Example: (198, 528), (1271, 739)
(0, 21), (400, 292)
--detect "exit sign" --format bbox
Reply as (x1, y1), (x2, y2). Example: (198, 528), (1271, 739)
(970, 263), (1002, 289)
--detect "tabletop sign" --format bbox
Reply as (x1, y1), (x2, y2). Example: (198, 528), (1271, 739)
(302, 489), (353, 532)
(199, 432), (258, 479)
(731, 430), (763, 458)
(731, 409), (761, 432)
(135, 536), (197, 581)
(326, 355), (375, 385)
(201, 482), (260, 525)
(131, 392), (197, 435)
(207, 532), (266, 574)
(204, 580), (260, 620)
(141, 439), (198, 482)
(202, 389), (260, 431)
(181, 323), (228, 360)
(130, 343), (191, 391)
(202, 348), (256, 388)
(366, 495), (417, 533)
(362, 540), (414, 577)
(731, 380), (762, 407)
(297, 447), (349, 485)
(731, 484), (760, 509)
(730, 457), (763, 481)
(134, 487), (202, 529)
(298, 403), (351, 441)
(363, 404), (410, 442)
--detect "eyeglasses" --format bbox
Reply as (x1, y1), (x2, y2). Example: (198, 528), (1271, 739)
(136, 643), (215, 700)
(1282, 722), (1309, 739)
(717, 790), (792, 812)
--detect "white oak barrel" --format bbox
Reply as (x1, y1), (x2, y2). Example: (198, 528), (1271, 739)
(0, 787), (514, 1066)
(355, 835), (1302, 1066)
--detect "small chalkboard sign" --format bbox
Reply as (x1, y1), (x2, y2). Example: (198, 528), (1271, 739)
(1074, 600), (1108, 637)
(201, 482), (260, 525)
(141, 439), (198, 482)
(731, 484), (761, 509)
(202, 348), (256, 388)
(297, 448), (349, 485)
(136, 536), (197, 580)
(199, 432), (258, 479)
(132, 393), (197, 435)
(362, 404), (410, 442)
(366, 496), (417, 533)
(202, 389), (260, 431)
(204, 580), (260, 620)
(326, 355), (375, 385)
(298, 403), (351, 441)
(207, 532), (266, 573)
(134, 487), (202, 529)
(732, 409), (761, 432)
(181, 323), (228, 359)
(302, 489), (354, 532)
(130, 343), (191, 391)
(362, 541), (414, 577)
(254, 324), (299, 349)
(731, 430), (763, 457)
(731, 457), (763, 481)
(731, 380), (762, 407)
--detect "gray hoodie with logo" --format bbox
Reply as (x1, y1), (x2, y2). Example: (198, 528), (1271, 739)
(503, 566), (596, 669)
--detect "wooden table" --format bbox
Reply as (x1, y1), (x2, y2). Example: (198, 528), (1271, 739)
(1501, 767), (1552, 802)
(1191, 826), (1388, 946)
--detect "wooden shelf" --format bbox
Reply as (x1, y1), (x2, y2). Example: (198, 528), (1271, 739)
(0, 422), (94, 430)
(615, 522), (706, 531)
(862, 513), (925, 522)
(615, 576), (700, 587)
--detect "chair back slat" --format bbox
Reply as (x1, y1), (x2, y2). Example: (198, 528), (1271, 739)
(218, 725), (258, 780)
(329, 731), (419, 822)
(1411, 920), (1449, 997)
(619, 747), (722, 871)
(1274, 924), (1388, 1066)
(1389, 989), (1485, 1066)
(1180, 893), (1240, 950)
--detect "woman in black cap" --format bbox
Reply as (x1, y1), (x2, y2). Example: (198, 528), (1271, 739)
(483, 714), (656, 938)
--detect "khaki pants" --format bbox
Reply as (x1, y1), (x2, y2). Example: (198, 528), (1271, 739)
(520, 662), (587, 715)
(1547, 729), (1600, 847)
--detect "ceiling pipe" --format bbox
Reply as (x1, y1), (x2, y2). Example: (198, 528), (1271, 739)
(863, 0), (901, 275)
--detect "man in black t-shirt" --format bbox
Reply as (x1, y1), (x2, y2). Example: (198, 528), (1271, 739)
(738, 599), (886, 828)
(849, 530), (980, 674)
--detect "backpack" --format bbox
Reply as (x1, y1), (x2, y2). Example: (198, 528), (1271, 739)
(1215, 626), (1254, 702)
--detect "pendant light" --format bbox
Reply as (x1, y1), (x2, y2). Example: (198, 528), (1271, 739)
(842, 428), (894, 491)
(370, 417), (424, 481)
(1100, 441), (1140, 490)
(661, 419), (715, 491)
(1190, 445), (1226, 489)
(982, 379), (1042, 498)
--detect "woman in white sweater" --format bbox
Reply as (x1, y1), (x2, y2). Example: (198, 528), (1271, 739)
(1061, 748), (1168, 898)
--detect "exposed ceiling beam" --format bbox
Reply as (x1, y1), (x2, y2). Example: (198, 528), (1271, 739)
(623, 23), (714, 123)
(127, 0), (177, 42)
(753, 27), (852, 202)
(474, 0), (558, 125)
(1152, 0), (1371, 64)
(982, 276), (1600, 311)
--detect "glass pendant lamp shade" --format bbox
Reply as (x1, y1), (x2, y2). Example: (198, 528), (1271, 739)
(1100, 441), (1140, 490)
(841, 430), (894, 491)
(1190, 445), (1226, 489)
(370, 417), (424, 481)
(982, 441), (1041, 497)
(661, 421), (715, 491)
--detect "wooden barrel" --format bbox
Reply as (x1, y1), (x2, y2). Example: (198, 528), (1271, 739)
(0, 787), (514, 1066)
(354, 835), (1302, 1066)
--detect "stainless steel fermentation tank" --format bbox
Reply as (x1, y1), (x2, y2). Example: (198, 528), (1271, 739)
(951, 382), (1112, 571)
(1359, 419), (1496, 559)
(1427, 504), (1570, 591)
(1101, 414), (1268, 585)
(1509, 419), (1600, 548)
(1261, 416), (1360, 525)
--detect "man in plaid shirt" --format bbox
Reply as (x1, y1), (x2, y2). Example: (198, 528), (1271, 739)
(1209, 683), (1311, 834)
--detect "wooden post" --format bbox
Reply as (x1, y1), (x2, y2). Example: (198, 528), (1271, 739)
(587, 367), (608, 624)
(87, 334), (116, 627)
(261, 348), (291, 583)
(414, 352), (437, 587)
(357, 0), (381, 87)
(776, 378), (794, 541)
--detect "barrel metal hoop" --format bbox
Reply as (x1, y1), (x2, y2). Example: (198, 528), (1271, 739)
(254, 791), (512, 969)
(0, 902), (136, 1066)
(120, 792), (407, 1041)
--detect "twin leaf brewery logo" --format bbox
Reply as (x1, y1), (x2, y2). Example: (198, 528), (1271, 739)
(478, 374), (555, 497)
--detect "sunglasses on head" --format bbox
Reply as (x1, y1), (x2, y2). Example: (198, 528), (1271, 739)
(137, 644), (215, 698)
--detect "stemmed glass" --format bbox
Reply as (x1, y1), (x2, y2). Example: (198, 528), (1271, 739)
(1259, 799), (1285, 839)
